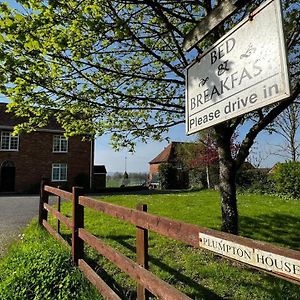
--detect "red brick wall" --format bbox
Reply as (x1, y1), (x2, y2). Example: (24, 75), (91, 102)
(0, 131), (92, 193)
(149, 163), (160, 180)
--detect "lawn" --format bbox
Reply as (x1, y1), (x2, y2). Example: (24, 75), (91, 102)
(0, 222), (102, 300)
(53, 190), (300, 299)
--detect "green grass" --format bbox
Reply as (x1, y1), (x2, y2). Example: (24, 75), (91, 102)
(0, 222), (102, 300)
(1, 191), (299, 299)
(53, 190), (300, 299)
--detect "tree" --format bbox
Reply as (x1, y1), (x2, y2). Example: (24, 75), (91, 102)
(191, 131), (219, 189)
(269, 101), (300, 161)
(0, 0), (299, 234)
(177, 130), (239, 189)
(177, 131), (219, 189)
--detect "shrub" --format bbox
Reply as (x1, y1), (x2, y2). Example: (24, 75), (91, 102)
(158, 163), (178, 189)
(188, 168), (206, 188)
(189, 164), (219, 189)
(272, 162), (300, 199)
(0, 222), (101, 300)
(236, 168), (274, 194)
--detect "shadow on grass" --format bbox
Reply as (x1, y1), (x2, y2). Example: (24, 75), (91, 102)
(83, 256), (135, 300)
(239, 213), (300, 251)
(59, 225), (300, 299)
(105, 234), (222, 300)
(103, 234), (300, 300)
(60, 232), (221, 299)
(59, 234), (135, 299)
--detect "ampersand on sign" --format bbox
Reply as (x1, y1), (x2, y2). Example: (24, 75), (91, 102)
(217, 60), (229, 76)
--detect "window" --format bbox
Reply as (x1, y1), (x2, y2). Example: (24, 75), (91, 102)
(53, 135), (68, 153)
(0, 131), (19, 151)
(176, 162), (183, 170)
(52, 163), (67, 181)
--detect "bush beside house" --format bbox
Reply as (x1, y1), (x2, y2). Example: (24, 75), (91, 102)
(158, 163), (189, 190)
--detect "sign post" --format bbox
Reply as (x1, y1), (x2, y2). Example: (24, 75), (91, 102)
(185, 0), (290, 135)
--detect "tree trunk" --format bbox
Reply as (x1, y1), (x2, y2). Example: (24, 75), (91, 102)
(206, 165), (211, 189)
(218, 156), (238, 234)
(215, 125), (238, 235)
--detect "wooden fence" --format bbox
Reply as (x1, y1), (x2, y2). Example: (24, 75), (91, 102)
(39, 183), (300, 300)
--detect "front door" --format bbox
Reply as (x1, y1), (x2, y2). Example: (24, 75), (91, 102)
(1, 161), (15, 192)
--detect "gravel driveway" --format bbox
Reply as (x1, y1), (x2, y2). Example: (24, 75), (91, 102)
(0, 195), (40, 256)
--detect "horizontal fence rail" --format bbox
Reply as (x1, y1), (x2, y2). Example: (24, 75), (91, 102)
(79, 228), (192, 300)
(79, 195), (218, 247)
(44, 185), (73, 201)
(44, 203), (73, 230)
(39, 183), (300, 300)
(42, 220), (69, 247)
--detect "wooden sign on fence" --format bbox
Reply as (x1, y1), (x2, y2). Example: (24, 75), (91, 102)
(199, 233), (300, 281)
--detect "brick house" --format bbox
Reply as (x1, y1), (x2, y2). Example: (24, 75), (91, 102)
(0, 103), (94, 193)
(149, 142), (189, 189)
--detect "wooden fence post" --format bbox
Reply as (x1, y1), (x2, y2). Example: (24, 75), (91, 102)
(72, 186), (84, 266)
(136, 204), (149, 300)
(39, 179), (49, 226)
(57, 186), (61, 234)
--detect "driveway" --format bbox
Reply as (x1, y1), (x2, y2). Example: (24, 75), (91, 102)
(0, 195), (40, 256)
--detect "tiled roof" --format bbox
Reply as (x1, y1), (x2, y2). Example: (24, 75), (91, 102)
(149, 142), (185, 164)
(0, 102), (63, 132)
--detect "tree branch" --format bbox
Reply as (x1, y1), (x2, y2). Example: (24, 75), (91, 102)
(107, 2), (185, 78)
(235, 81), (300, 169)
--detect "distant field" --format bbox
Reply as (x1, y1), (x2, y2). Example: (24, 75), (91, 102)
(106, 178), (146, 187)
(106, 178), (121, 187)
(53, 190), (300, 299)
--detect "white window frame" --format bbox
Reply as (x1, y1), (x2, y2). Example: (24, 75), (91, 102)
(52, 163), (67, 182)
(53, 135), (68, 153)
(0, 131), (19, 151)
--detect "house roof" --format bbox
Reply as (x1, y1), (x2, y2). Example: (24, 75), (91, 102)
(149, 142), (186, 164)
(93, 165), (107, 174)
(0, 102), (63, 132)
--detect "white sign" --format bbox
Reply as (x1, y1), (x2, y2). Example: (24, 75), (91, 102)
(185, 0), (290, 134)
(199, 233), (300, 281)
